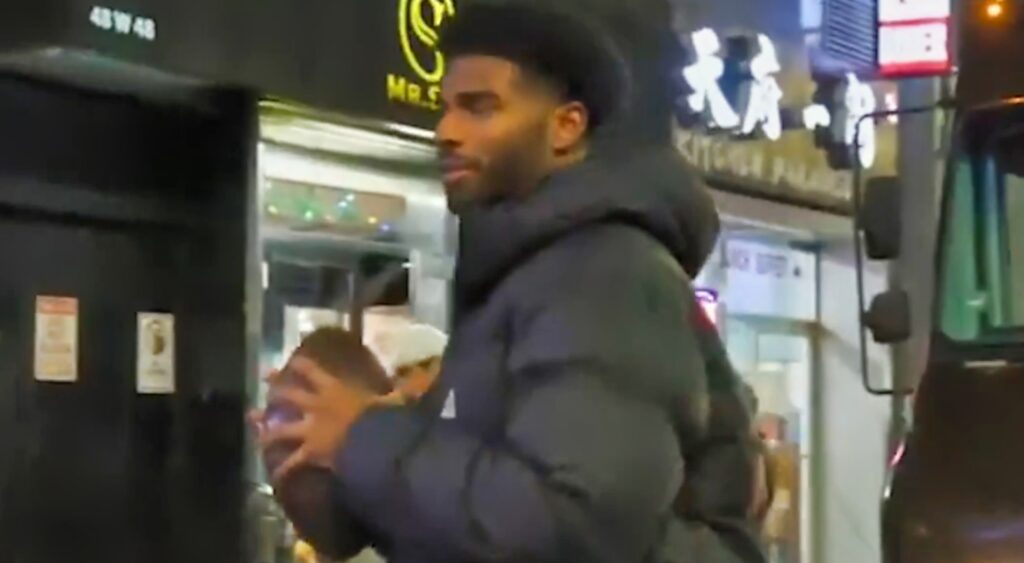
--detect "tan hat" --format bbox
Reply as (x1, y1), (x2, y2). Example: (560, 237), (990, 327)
(369, 323), (448, 375)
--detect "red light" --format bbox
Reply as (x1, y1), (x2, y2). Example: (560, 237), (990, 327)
(695, 289), (720, 327)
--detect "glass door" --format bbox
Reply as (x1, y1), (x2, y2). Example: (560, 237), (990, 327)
(258, 243), (413, 433)
(726, 317), (813, 563)
(250, 243), (411, 563)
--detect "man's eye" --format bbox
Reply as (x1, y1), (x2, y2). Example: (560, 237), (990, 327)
(467, 100), (498, 115)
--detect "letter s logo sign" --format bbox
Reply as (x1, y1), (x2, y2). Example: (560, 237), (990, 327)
(398, 0), (456, 83)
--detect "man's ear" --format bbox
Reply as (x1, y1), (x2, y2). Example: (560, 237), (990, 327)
(551, 101), (589, 154)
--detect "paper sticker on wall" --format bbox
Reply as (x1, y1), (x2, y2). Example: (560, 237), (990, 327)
(34, 296), (79, 383)
(137, 312), (175, 394)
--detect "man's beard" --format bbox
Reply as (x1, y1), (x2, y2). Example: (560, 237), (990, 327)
(477, 129), (549, 209)
(444, 121), (550, 216)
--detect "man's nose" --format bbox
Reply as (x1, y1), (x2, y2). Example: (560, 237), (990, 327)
(436, 138), (461, 157)
(435, 110), (462, 149)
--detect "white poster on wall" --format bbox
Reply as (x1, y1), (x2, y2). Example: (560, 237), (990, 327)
(137, 312), (176, 394)
(722, 239), (818, 322)
(34, 296), (79, 383)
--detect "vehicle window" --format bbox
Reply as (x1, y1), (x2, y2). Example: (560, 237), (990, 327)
(940, 124), (1024, 341)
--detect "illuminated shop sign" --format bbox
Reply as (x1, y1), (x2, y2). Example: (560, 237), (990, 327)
(682, 29), (742, 132)
(682, 31), (783, 140)
(805, 73), (878, 169)
(89, 5), (157, 42)
(877, 0), (952, 77)
(678, 28), (878, 170)
(738, 34), (785, 141)
(387, 0), (456, 111)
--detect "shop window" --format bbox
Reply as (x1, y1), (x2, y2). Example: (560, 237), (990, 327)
(263, 178), (407, 242)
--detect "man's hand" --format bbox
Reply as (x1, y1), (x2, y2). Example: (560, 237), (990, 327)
(256, 356), (380, 483)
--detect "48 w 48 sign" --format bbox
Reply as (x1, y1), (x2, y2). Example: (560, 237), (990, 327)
(89, 5), (157, 42)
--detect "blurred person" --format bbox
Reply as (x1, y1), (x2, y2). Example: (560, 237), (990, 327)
(256, 3), (762, 562)
(753, 415), (797, 563)
(740, 385), (776, 533)
(370, 323), (448, 405)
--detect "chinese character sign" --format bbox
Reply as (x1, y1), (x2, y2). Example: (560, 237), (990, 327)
(803, 73), (878, 169)
(682, 28), (740, 129)
(736, 34), (784, 141)
(835, 74), (877, 169)
(677, 27), (879, 171)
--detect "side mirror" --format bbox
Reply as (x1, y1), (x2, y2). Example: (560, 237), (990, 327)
(860, 176), (902, 260)
(864, 289), (911, 344)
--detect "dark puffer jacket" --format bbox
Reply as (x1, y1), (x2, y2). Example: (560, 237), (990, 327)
(327, 148), (763, 562)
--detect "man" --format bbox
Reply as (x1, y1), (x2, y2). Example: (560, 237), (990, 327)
(740, 385), (775, 532)
(256, 3), (758, 561)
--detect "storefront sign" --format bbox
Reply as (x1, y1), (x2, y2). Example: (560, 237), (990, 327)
(1, 0), (897, 156)
(682, 29), (741, 130)
(877, 0), (951, 77)
(88, 5), (157, 41)
(679, 28), (878, 169)
(721, 240), (817, 322)
(737, 34), (784, 141)
(675, 127), (854, 209)
(0, 0), (458, 129)
(386, 0), (455, 111)
(805, 73), (878, 169)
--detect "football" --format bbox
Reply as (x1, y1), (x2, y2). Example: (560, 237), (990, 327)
(263, 326), (392, 558)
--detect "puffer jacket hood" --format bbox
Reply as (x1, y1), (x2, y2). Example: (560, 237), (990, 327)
(455, 146), (720, 305)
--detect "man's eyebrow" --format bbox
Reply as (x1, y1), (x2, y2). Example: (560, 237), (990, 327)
(453, 90), (501, 105)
